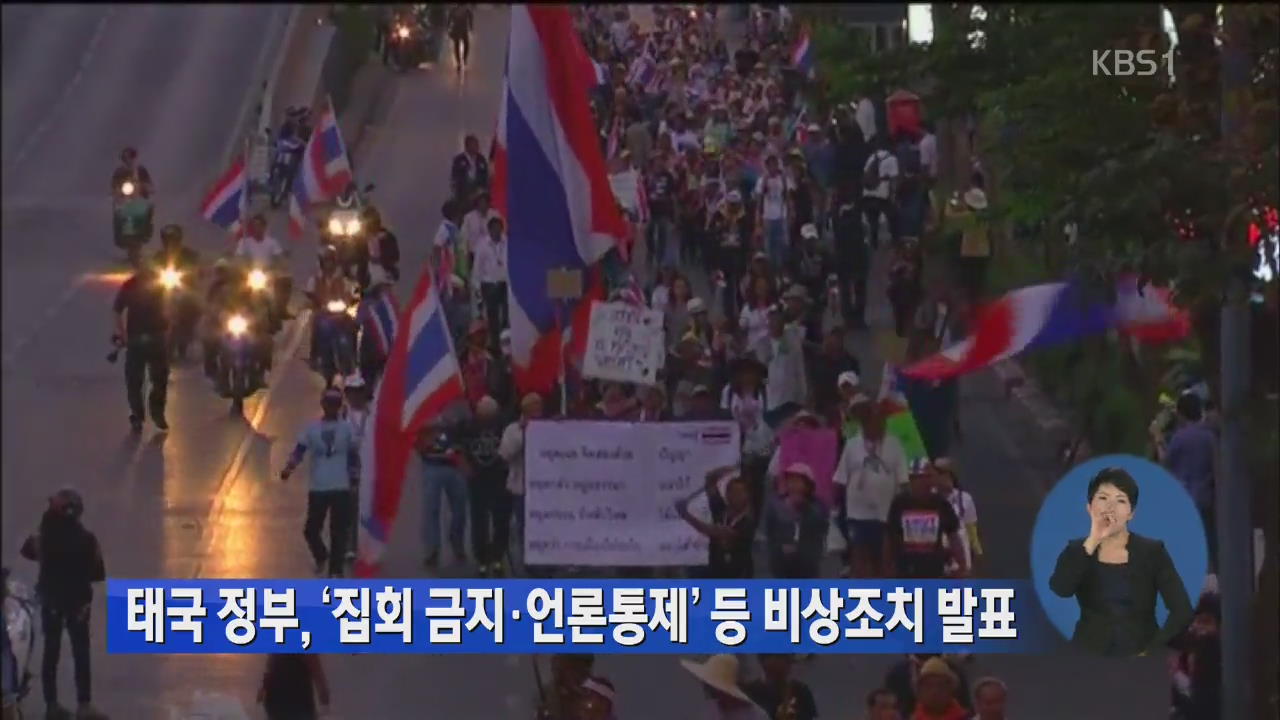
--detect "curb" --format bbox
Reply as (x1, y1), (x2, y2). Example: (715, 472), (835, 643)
(340, 61), (397, 159)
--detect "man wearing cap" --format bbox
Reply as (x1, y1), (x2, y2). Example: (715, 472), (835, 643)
(833, 400), (908, 576)
(885, 460), (967, 580)
(910, 657), (970, 720)
(281, 389), (360, 578)
(684, 384), (728, 421)
(764, 462), (829, 578)
(681, 654), (770, 720)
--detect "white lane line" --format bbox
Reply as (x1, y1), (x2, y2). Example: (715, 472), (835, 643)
(0, 274), (92, 371)
(188, 309), (311, 579)
(221, 4), (292, 170)
(4, 8), (115, 178)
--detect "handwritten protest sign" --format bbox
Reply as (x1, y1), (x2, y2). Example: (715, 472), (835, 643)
(524, 420), (741, 566)
(778, 428), (838, 508)
(582, 301), (665, 385)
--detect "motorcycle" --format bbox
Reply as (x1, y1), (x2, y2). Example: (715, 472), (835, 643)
(389, 15), (428, 71)
(158, 264), (202, 361)
(218, 311), (265, 415)
(322, 183), (376, 286)
(112, 180), (154, 266)
(2, 568), (36, 714)
(313, 296), (359, 389)
(244, 265), (291, 334)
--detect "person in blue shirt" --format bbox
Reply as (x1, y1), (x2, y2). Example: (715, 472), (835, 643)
(1162, 392), (1217, 564)
(281, 389), (360, 578)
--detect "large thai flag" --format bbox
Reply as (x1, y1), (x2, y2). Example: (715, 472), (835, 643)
(354, 263), (464, 578)
(199, 156), (247, 235)
(491, 6), (629, 395)
(791, 30), (813, 77)
(288, 98), (353, 237)
(903, 276), (1191, 381)
(358, 287), (401, 358)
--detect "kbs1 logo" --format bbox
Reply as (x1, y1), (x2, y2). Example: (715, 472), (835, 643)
(1092, 49), (1174, 78)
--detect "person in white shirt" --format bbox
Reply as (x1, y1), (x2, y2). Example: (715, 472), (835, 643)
(754, 155), (793, 268)
(473, 215), (509, 351)
(832, 399), (908, 576)
(861, 137), (900, 248)
(752, 304), (807, 412)
(854, 96), (877, 143)
(342, 373), (371, 562)
(918, 120), (939, 187)
(461, 190), (501, 257)
(235, 213), (291, 319)
(498, 392), (542, 546)
(933, 457), (983, 576)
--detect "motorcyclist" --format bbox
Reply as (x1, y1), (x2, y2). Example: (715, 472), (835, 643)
(152, 225), (202, 360)
(112, 261), (170, 432)
(235, 214), (292, 324)
(305, 246), (356, 368)
(450, 135), (490, 206)
(111, 146), (153, 198)
(362, 205), (401, 285)
(204, 260), (274, 395)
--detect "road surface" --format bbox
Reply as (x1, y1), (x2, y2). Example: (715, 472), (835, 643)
(1, 5), (1169, 718)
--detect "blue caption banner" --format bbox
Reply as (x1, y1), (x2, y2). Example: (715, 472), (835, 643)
(107, 580), (1048, 654)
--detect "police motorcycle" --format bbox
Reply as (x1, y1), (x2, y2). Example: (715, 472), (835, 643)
(388, 6), (430, 71)
(2, 567), (37, 717)
(268, 106), (313, 208)
(112, 176), (154, 267)
(322, 182), (377, 285)
(307, 254), (360, 390)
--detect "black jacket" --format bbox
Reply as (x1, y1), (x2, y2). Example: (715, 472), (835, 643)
(21, 522), (106, 611)
(1049, 532), (1194, 657)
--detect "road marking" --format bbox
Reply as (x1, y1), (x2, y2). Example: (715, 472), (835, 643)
(189, 309), (311, 579)
(4, 8), (115, 178)
(0, 274), (92, 371)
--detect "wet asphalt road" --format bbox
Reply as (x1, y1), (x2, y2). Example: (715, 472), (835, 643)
(1, 5), (1167, 718)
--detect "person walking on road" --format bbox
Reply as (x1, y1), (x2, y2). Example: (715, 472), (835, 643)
(448, 4), (474, 71)
(416, 414), (470, 571)
(19, 489), (108, 720)
(112, 262), (170, 433)
(833, 402), (909, 577)
(861, 136), (900, 249)
(257, 653), (330, 720)
(280, 389), (360, 578)
(462, 396), (512, 577)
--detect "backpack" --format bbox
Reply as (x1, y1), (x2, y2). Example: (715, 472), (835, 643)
(862, 152), (885, 191)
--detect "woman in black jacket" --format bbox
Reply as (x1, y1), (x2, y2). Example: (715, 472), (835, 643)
(1049, 467), (1194, 658)
(20, 489), (107, 720)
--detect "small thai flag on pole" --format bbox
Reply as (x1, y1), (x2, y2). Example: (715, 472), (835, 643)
(791, 29), (814, 78)
(199, 151), (248, 237)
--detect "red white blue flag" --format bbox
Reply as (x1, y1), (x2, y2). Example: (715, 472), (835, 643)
(358, 286), (401, 358)
(354, 264), (464, 578)
(199, 155), (247, 235)
(288, 97), (353, 237)
(791, 29), (813, 77)
(490, 6), (629, 395)
(903, 276), (1190, 381)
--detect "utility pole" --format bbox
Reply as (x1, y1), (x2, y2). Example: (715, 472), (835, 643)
(1216, 5), (1254, 720)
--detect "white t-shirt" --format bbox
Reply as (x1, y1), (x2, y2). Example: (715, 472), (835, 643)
(461, 208), (501, 255)
(918, 132), (939, 178)
(862, 150), (899, 200)
(234, 235), (285, 266)
(833, 433), (909, 522)
(651, 284), (671, 314)
(855, 97), (877, 141)
(738, 304), (771, 350)
(945, 488), (979, 569)
(672, 130), (702, 153)
(471, 236), (508, 285)
(754, 172), (791, 221)
(610, 20), (630, 52)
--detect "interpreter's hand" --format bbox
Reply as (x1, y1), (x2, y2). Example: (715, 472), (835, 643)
(1085, 505), (1123, 553)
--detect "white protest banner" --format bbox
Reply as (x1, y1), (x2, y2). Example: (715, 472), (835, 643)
(582, 301), (665, 385)
(524, 420), (741, 566)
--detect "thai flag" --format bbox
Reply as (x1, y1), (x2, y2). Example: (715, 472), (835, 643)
(199, 156), (247, 235)
(354, 263), (464, 578)
(287, 98), (353, 237)
(605, 118), (621, 159)
(358, 287), (401, 358)
(593, 59), (608, 87)
(635, 174), (650, 224)
(791, 30), (813, 77)
(491, 5), (630, 395)
(902, 276), (1191, 381)
(627, 54), (657, 91)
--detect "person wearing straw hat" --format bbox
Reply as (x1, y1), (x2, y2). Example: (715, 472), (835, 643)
(675, 471), (757, 579)
(910, 657), (969, 720)
(945, 172), (991, 304)
(885, 459), (967, 580)
(680, 654), (770, 720)
(763, 461), (829, 578)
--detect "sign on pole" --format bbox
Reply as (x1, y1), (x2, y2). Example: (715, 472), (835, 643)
(523, 420), (741, 566)
(582, 301), (666, 385)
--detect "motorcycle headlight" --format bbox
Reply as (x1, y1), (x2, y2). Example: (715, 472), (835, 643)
(159, 267), (182, 290)
(226, 315), (249, 336)
(346, 304), (359, 318)
(120, 181), (135, 196)
(397, 25), (410, 39)
(326, 300), (348, 314)
(327, 217), (345, 236)
(247, 269), (269, 291)
(346, 218), (362, 235)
